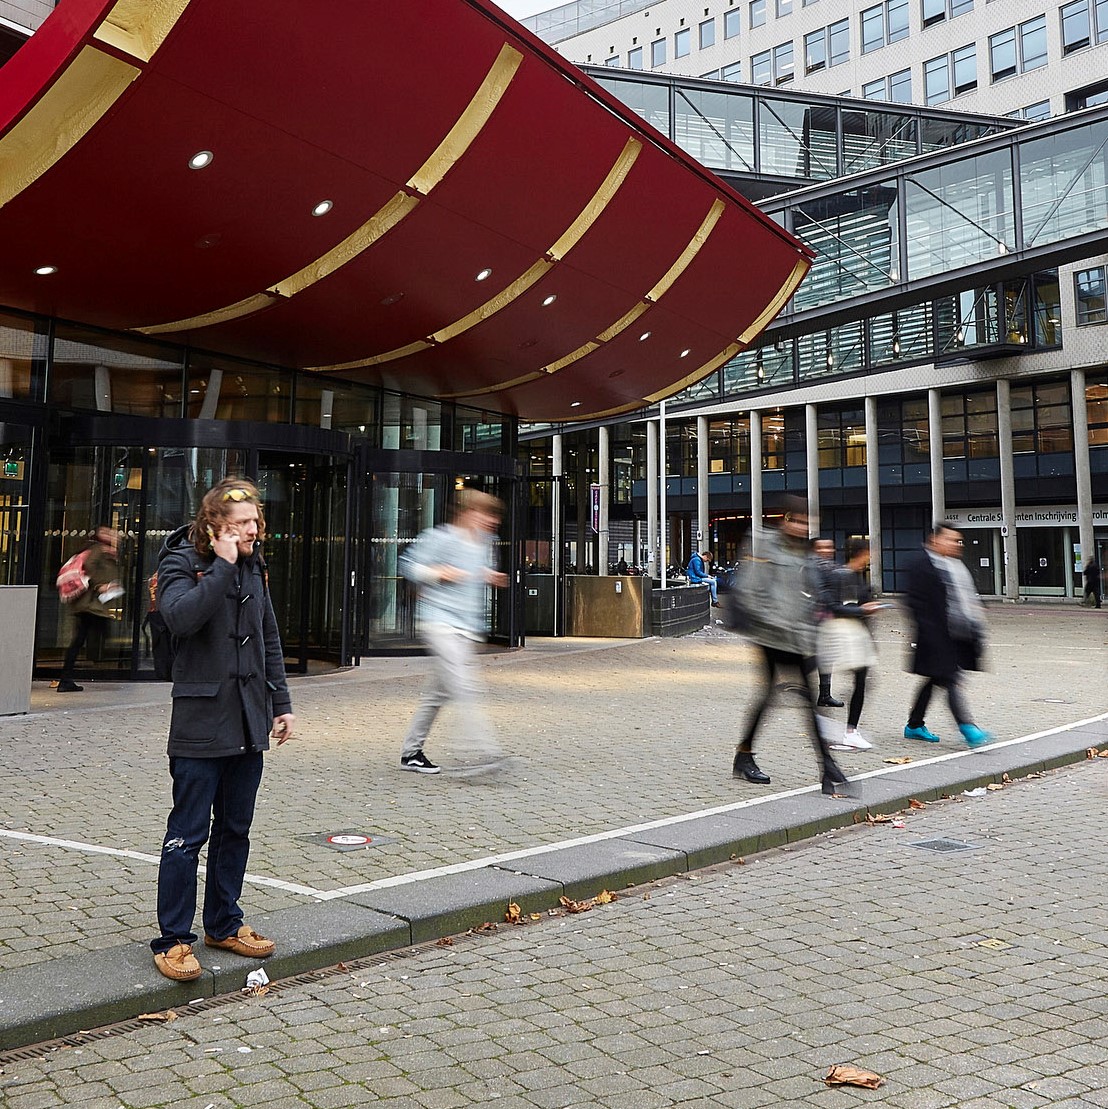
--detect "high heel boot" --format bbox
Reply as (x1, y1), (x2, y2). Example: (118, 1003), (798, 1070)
(733, 751), (771, 784)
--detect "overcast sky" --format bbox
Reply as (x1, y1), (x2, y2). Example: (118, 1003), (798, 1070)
(496, 0), (559, 17)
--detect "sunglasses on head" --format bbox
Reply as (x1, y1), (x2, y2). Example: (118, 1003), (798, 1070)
(221, 488), (254, 502)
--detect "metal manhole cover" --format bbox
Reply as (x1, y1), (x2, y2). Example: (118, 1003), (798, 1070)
(908, 837), (980, 853)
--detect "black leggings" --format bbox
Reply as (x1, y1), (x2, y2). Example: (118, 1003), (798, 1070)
(61, 612), (104, 680)
(739, 645), (836, 773)
(847, 667), (868, 730)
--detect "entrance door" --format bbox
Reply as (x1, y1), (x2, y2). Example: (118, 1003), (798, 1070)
(1017, 527), (1066, 596)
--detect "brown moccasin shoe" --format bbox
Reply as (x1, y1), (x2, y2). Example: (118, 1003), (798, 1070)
(153, 942), (202, 981)
(204, 925), (275, 958)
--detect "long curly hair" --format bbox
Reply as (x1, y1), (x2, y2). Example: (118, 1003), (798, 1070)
(190, 477), (267, 556)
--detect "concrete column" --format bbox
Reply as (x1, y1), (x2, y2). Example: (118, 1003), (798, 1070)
(997, 378), (1020, 601)
(927, 387), (945, 526)
(865, 395), (883, 592)
(696, 414), (709, 553)
(1071, 369), (1095, 580)
(805, 403), (820, 536)
(319, 389), (334, 430)
(598, 424), (610, 574)
(646, 421), (658, 577)
(94, 364), (112, 413)
(750, 410), (763, 555)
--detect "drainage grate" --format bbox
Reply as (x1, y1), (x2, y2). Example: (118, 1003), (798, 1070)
(908, 837), (981, 853)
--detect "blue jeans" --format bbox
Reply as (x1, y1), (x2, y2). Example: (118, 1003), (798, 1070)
(151, 752), (263, 953)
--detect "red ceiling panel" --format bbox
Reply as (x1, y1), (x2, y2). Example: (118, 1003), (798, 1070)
(0, 0), (811, 420)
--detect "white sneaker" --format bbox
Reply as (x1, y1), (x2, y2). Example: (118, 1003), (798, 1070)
(836, 730), (873, 751)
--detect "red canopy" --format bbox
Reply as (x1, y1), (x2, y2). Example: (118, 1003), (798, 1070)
(0, 0), (811, 420)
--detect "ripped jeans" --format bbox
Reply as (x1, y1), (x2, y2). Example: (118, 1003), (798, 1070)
(151, 752), (264, 954)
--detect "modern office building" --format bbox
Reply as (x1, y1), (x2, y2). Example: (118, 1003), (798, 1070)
(519, 0), (1108, 602)
(0, 0), (808, 678)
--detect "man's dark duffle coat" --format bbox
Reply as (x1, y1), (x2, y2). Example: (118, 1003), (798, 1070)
(157, 525), (291, 758)
(903, 549), (982, 680)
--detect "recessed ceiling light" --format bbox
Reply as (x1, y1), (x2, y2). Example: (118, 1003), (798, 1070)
(639, 331), (652, 341)
(680, 348), (691, 358)
(570, 401), (582, 407)
(188, 150), (214, 170)
(541, 294), (557, 307)
(312, 200), (333, 217)
(475, 268), (493, 282)
(34, 265), (57, 276)
(380, 292), (405, 306)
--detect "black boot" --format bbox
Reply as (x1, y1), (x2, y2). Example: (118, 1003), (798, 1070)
(733, 751), (771, 784)
(821, 757), (854, 797)
(817, 675), (844, 708)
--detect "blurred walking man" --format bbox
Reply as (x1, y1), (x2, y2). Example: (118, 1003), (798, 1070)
(399, 489), (509, 776)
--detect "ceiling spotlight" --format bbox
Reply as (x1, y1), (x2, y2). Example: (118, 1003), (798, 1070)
(680, 348), (691, 358)
(892, 335), (902, 357)
(541, 294), (557, 307)
(380, 292), (405, 306)
(34, 265), (57, 275)
(475, 268), (493, 282)
(570, 401), (582, 407)
(188, 150), (214, 170)
(638, 331), (652, 341)
(312, 200), (333, 217)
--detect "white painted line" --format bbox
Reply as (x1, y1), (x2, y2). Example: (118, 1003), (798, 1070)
(317, 711), (1108, 900)
(4, 712), (1105, 905)
(0, 829), (327, 899)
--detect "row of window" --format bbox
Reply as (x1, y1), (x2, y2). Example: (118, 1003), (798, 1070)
(612, 0), (1106, 106)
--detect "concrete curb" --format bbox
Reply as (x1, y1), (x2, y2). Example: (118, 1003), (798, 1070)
(0, 715), (1103, 1051)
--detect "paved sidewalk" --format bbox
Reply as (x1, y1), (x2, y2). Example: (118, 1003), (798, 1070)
(0, 604), (1104, 1049)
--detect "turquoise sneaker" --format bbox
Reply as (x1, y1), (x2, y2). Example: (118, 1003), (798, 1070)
(959, 724), (993, 748)
(904, 724), (941, 743)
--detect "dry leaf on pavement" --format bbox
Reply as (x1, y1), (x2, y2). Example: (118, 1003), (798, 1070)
(824, 1064), (886, 1088)
(435, 937), (454, 947)
(866, 812), (894, 824)
(137, 1011), (178, 1023)
(909, 798), (927, 809)
(559, 895), (593, 914)
(884, 756), (913, 765)
(595, 890), (616, 904)
(505, 902), (523, 924)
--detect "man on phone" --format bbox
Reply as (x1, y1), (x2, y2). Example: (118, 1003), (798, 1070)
(149, 478), (295, 982)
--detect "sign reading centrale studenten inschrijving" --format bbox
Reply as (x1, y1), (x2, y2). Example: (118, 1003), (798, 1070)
(943, 504), (1108, 529)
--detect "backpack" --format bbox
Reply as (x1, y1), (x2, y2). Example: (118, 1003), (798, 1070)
(56, 549), (91, 603)
(142, 571), (176, 681)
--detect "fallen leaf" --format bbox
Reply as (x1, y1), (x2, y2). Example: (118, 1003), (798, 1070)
(986, 782), (1004, 791)
(336, 962), (351, 972)
(559, 895), (593, 914)
(1099, 750), (1108, 759)
(884, 756), (913, 765)
(824, 1064), (886, 1089)
(1086, 747), (1100, 759)
(909, 798), (926, 809)
(505, 902), (523, 924)
(137, 1011), (178, 1023)
(866, 812), (894, 824)
(595, 890), (616, 905)
(435, 937), (454, 947)
(529, 913), (542, 921)
(242, 984), (269, 997)
(469, 921), (498, 934)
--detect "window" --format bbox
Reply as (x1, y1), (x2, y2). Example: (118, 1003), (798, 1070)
(1021, 99), (1051, 120)
(1020, 15), (1047, 69)
(924, 53), (950, 102)
(890, 67), (912, 100)
(952, 43), (977, 93)
(773, 40), (795, 82)
(922, 0), (945, 26)
(1061, 0), (1091, 53)
(700, 18), (716, 48)
(651, 37), (666, 66)
(1011, 380), (1073, 456)
(1075, 266), (1107, 325)
(989, 26), (1016, 80)
(721, 59), (743, 80)
(922, 0), (971, 25)
(628, 46), (643, 69)
(725, 7), (742, 36)
(863, 77), (887, 98)
(751, 48), (772, 83)
(605, 55), (620, 65)
(776, 0), (793, 14)
(806, 27), (828, 69)
(1068, 79), (1108, 109)
(829, 18), (850, 63)
(675, 26), (691, 56)
(862, 5), (884, 51)
(750, 0), (766, 27)
(888, 0), (909, 40)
